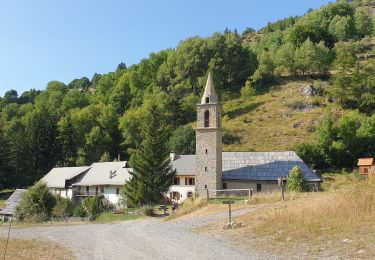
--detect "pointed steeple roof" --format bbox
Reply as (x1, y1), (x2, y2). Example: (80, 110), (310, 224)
(201, 72), (218, 104)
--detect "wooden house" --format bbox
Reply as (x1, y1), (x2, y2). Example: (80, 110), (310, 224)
(357, 158), (375, 176)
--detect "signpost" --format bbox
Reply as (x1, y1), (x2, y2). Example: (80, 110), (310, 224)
(222, 198), (234, 224)
(277, 177), (285, 201)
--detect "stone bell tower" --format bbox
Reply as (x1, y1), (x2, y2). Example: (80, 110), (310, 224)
(195, 72), (222, 197)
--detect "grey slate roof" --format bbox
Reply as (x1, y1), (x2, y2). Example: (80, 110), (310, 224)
(171, 151), (320, 181)
(73, 161), (131, 186)
(0, 189), (27, 216)
(171, 155), (196, 175)
(41, 166), (90, 188)
(222, 151), (320, 181)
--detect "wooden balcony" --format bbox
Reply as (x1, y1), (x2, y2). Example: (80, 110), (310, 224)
(74, 191), (104, 197)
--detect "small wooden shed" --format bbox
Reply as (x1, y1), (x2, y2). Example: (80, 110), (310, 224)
(357, 158), (375, 176)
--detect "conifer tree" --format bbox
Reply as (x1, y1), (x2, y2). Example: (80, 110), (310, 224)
(123, 104), (176, 206)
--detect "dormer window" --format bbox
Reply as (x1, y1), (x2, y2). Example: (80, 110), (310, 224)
(205, 97), (210, 103)
(204, 110), (209, 127)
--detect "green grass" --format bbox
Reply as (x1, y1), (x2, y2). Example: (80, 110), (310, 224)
(94, 212), (140, 222)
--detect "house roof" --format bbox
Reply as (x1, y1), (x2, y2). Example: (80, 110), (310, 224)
(222, 151), (320, 181)
(171, 155), (196, 175)
(0, 189), (27, 216)
(73, 161), (131, 186)
(41, 166), (90, 188)
(171, 151), (320, 182)
(358, 158), (374, 166)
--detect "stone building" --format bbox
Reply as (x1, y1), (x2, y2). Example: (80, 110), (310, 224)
(168, 73), (321, 201)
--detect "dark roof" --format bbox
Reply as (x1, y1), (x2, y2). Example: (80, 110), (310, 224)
(171, 151), (320, 181)
(0, 189), (27, 216)
(222, 151), (320, 181)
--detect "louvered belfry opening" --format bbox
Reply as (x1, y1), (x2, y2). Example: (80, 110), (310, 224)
(204, 110), (210, 127)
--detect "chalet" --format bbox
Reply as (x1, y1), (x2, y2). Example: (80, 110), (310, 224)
(41, 162), (131, 205)
(357, 158), (375, 176)
(41, 166), (90, 199)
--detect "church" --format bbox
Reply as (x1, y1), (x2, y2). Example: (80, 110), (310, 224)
(168, 73), (321, 202)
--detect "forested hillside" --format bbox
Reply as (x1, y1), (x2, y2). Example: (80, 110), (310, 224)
(1, 0), (375, 188)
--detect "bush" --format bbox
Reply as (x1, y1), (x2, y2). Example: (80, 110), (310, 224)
(52, 195), (72, 219)
(286, 166), (309, 192)
(15, 182), (56, 222)
(72, 203), (87, 218)
(83, 196), (101, 220)
(141, 205), (154, 216)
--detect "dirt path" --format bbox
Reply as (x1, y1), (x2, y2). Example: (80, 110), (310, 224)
(0, 208), (274, 260)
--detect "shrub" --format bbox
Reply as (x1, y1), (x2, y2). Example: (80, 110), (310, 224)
(141, 205), (154, 216)
(72, 203), (87, 218)
(83, 196), (101, 220)
(15, 182), (56, 222)
(240, 80), (255, 100)
(52, 195), (72, 219)
(286, 166), (309, 192)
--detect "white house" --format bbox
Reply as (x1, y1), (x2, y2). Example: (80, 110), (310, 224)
(41, 162), (131, 205)
(41, 166), (90, 199)
(73, 161), (131, 205)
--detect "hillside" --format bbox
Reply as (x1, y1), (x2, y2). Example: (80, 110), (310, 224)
(1, 0), (375, 188)
(222, 80), (331, 152)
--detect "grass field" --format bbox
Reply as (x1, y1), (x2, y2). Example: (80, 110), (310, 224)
(0, 238), (72, 260)
(199, 173), (375, 259)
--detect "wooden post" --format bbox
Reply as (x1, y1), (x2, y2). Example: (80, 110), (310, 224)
(228, 198), (232, 223)
(278, 177), (285, 201)
(250, 188), (253, 198)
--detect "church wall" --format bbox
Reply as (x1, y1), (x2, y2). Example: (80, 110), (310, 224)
(224, 181), (279, 193)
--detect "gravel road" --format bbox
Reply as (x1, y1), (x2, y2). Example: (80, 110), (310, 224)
(0, 207), (274, 260)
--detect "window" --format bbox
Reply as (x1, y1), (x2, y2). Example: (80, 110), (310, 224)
(185, 178), (195, 185)
(173, 177), (180, 185)
(86, 186), (89, 193)
(223, 183), (227, 189)
(205, 97), (209, 103)
(100, 186), (104, 193)
(116, 188), (120, 195)
(205, 149), (208, 154)
(204, 166), (207, 172)
(364, 168), (369, 174)
(204, 110), (210, 127)
(256, 184), (262, 192)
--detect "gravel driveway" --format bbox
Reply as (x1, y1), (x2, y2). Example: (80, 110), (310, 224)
(0, 208), (274, 260)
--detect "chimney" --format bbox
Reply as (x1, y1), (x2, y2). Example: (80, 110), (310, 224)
(170, 152), (176, 161)
(117, 153), (120, 162)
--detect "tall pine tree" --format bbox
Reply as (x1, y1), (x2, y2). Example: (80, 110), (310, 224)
(123, 104), (176, 206)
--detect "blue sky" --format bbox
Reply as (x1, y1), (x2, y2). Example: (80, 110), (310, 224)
(0, 0), (332, 97)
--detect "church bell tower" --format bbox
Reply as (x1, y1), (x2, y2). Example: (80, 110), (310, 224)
(195, 72), (222, 197)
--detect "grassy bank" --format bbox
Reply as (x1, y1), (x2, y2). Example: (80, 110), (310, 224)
(0, 238), (72, 259)
(225, 174), (375, 258)
(167, 198), (208, 220)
